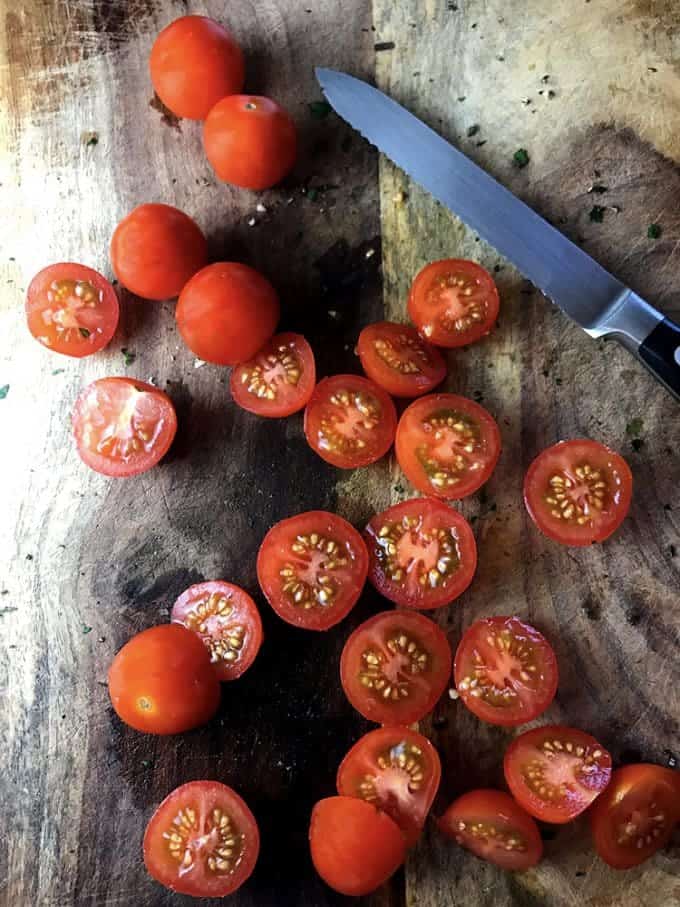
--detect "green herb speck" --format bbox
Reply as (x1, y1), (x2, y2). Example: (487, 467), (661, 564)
(82, 625), (92, 634)
(513, 148), (530, 169)
(589, 205), (605, 223)
(309, 101), (332, 120)
(122, 348), (136, 366)
(555, 377), (563, 385)
(670, 544), (677, 557)
(307, 188), (319, 202)
(588, 184), (608, 194)
(647, 223), (662, 239)
(141, 759), (153, 769)
(631, 438), (644, 452)
(79, 327), (91, 338)
(0, 607), (18, 616)
(0, 385), (8, 400)
(52, 368), (65, 375)
(466, 124), (480, 137)
(626, 417), (643, 437)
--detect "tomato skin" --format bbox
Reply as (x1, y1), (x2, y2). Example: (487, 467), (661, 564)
(171, 581), (263, 681)
(230, 332), (316, 417)
(110, 204), (207, 301)
(438, 789), (543, 870)
(304, 374), (398, 469)
(309, 796), (406, 896)
(26, 263), (119, 357)
(72, 377), (178, 478)
(504, 725), (612, 823)
(340, 610), (452, 726)
(176, 262), (280, 366)
(357, 321), (447, 398)
(396, 393), (501, 500)
(256, 511), (368, 630)
(524, 439), (633, 547)
(408, 259), (500, 348)
(590, 764), (680, 869)
(364, 497), (477, 610)
(336, 727), (441, 847)
(454, 616), (558, 727)
(150, 16), (245, 121)
(203, 95), (297, 190)
(108, 624), (220, 735)
(144, 781), (259, 897)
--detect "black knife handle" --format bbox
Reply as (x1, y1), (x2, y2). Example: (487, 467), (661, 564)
(638, 317), (680, 401)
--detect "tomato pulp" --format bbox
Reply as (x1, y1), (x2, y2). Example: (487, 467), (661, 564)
(364, 497), (477, 610)
(396, 393), (501, 499)
(257, 511), (368, 630)
(340, 610), (452, 725)
(230, 332), (316, 417)
(357, 321), (447, 398)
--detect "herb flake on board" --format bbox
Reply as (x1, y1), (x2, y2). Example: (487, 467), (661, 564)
(626, 417), (643, 437)
(513, 148), (530, 168)
(308, 101), (332, 120)
(0, 384), (9, 400)
(79, 327), (91, 338)
(647, 223), (662, 239)
(589, 205), (605, 223)
(466, 124), (480, 137)
(121, 348), (136, 366)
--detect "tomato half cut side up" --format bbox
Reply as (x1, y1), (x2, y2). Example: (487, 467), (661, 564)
(524, 439), (633, 546)
(504, 725), (612, 823)
(144, 781), (259, 897)
(408, 259), (500, 348)
(171, 581), (263, 681)
(590, 763), (680, 869)
(438, 789), (543, 870)
(309, 796), (406, 897)
(340, 610), (452, 726)
(26, 263), (119, 357)
(257, 511), (368, 630)
(304, 374), (398, 469)
(454, 616), (558, 726)
(72, 377), (177, 477)
(337, 727), (441, 846)
(396, 393), (501, 500)
(365, 497), (476, 610)
(357, 321), (447, 398)
(230, 332), (316, 417)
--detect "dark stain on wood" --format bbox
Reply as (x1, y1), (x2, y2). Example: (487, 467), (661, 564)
(149, 92), (182, 130)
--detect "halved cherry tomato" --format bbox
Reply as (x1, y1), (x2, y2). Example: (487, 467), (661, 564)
(309, 796), (406, 897)
(357, 321), (447, 398)
(171, 581), (263, 681)
(304, 374), (397, 469)
(256, 511), (368, 630)
(340, 610), (452, 726)
(590, 764), (680, 869)
(504, 725), (612, 823)
(364, 497), (476, 610)
(408, 259), (500, 348)
(230, 332), (315, 417)
(396, 393), (501, 499)
(150, 16), (245, 121)
(144, 781), (259, 897)
(337, 727), (441, 847)
(524, 439), (633, 547)
(72, 377), (177, 478)
(110, 203), (207, 301)
(108, 624), (220, 734)
(454, 616), (558, 726)
(203, 95), (297, 190)
(176, 262), (280, 366)
(26, 263), (119, 357)
(438, 789), (543, 870)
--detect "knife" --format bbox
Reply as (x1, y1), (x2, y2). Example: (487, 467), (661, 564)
(316, 67), (680, 402)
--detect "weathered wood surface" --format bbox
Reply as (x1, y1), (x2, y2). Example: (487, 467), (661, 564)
(371, 1), (680, 905)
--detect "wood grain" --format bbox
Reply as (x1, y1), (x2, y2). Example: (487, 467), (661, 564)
(371, 1), (680, 905)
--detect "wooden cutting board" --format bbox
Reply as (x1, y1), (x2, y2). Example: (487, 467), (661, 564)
(1, 1), (678, 906)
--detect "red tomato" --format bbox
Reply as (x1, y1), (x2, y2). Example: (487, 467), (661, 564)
(171, 581), (263, 681)
(108, 625), (220, 734)
(203, 95), (297, 190)
(336, 727), (441, 847)
(340, 610), (452, 726)
(309, 796), (406, 896)
(364, 497), (477, 610)
(110, 204), (207, 301)
(454, 616), (558, 726)
(150, 16), (245, 121)
(590, 764), (680, 869)
(256, 511), (368, 630)
(230, 332), (316, 417)
(25, 263), (119, 357)
(438, 789), (543, 870)
(304, 374), (397, 469)
(144, 781), (259, 897)
(72, 377), (177, 478)
(176, 262), (279, 366)
(357, 321), (447, 398)
(408, 259), (500, 348)
(524, 439), (633, 547)
(396, 393), (501, 499)
(504, 725), (612, 823)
